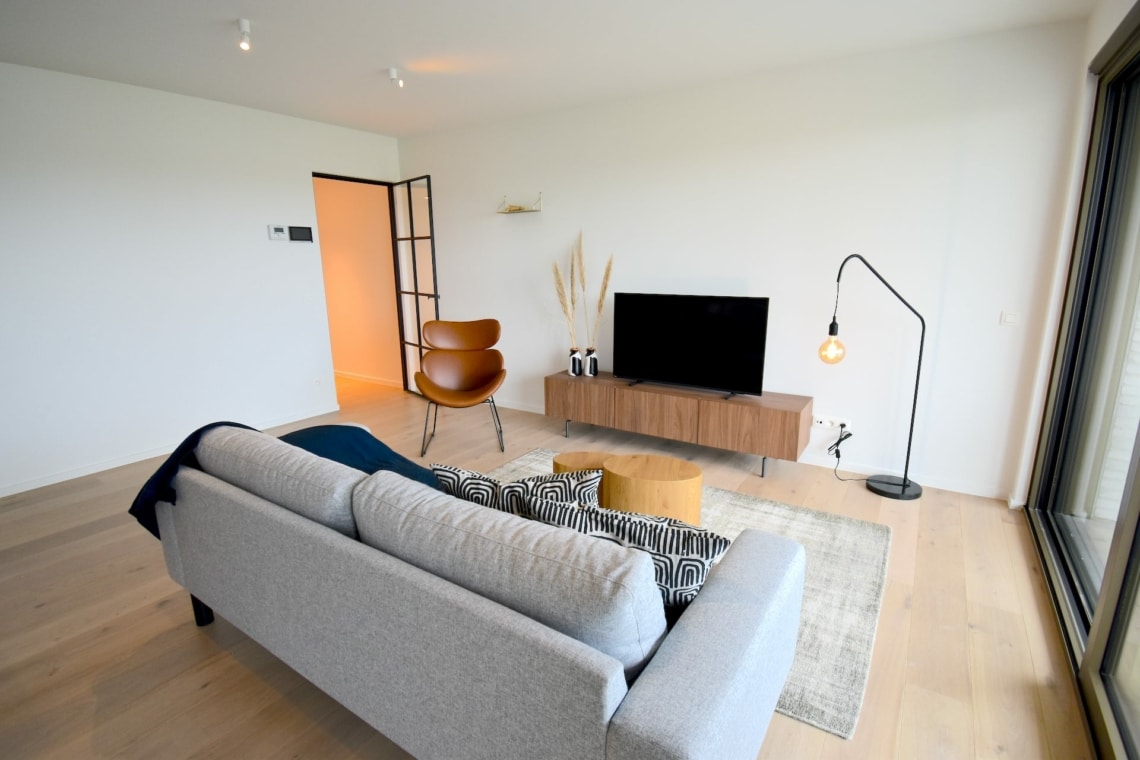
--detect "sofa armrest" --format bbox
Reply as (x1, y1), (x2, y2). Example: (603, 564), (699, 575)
(606, 529), (806, 760)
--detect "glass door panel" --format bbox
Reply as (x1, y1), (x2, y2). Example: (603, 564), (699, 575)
(1029, 48), (1140, 756)
(397, 241), (417, 292)
(390, 176), (438, 392)
(1038, 66), (1140, 625)
(1105, 550), (1140, 757)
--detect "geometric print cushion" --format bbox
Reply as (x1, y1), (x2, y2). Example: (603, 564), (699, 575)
(499, 470), (602, 516)
(525, 495), (731, 609)
(430, 465), (602, 517)
(430, 464), (506, 511)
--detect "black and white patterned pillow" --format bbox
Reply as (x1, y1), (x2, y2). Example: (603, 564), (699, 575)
(525, 496), (731, 608)
(430, 464), (503, 510)
(500, 470), (602, 516)
(430, 465), (602, 517)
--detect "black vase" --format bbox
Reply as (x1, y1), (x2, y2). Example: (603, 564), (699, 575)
(568, 348), (583, 376)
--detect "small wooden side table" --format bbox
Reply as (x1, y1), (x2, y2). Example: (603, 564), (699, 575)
(602, 453), (703, 525)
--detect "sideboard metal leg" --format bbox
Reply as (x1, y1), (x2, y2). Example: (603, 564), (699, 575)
(760, 456), (768, 478)
(564, 420), (571, 437)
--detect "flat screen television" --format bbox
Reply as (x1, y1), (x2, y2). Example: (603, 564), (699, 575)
(612, 292), (769, 396)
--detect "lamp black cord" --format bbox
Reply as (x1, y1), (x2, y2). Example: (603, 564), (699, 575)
(829, 424), (867, 483)
(832, 447), (868, 483)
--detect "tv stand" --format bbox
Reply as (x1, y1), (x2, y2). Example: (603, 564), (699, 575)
(543, 372), (813, 472)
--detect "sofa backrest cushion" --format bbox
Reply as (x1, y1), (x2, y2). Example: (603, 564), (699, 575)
(352, 471), (667, 679)
(195, 426), (366, 537)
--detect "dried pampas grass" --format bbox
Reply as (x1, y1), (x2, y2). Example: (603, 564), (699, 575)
(553, 261), (579, 348)
(587, 254), (613, 349)
(553, 230), (614, 350)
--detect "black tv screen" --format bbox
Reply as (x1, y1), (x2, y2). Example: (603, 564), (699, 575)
(613, 292), (769, 396)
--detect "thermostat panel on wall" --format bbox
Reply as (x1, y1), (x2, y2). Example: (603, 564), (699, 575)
(267, 224), (288, 241)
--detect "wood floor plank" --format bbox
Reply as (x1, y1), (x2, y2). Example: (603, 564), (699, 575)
(960, 495), (1022, 615)
(898, 682), (975, 759)
(906, 487), (973, 704)
(756, 713), (826, 759)
(1002, 517), (1095, 759)
(966, 602), (1050, 759)
(878, 497), (919, 586)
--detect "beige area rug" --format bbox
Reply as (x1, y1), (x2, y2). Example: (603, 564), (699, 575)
(488, 448), (891, 740)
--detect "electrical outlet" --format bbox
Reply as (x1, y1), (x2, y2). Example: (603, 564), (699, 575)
(814, 416), (852, 429)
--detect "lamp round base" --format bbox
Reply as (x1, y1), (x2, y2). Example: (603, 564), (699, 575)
(866, 475), (923, 500)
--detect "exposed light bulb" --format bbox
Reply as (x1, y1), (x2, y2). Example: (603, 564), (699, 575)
(818, 319), (845, 364)
(238, 19), (251, 51)
(818, 336), (846, 364)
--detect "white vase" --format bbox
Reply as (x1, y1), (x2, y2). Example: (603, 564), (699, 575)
(583, 348), (598, 377)
(568, 348), (583, 376)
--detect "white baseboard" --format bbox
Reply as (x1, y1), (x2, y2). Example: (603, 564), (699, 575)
(334, 371), (402, 388)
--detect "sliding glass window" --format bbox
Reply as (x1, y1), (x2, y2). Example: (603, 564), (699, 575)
(1028, 19), (1140, 757)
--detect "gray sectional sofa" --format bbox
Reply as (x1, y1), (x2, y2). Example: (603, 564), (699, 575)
(154, 426), (806, 760)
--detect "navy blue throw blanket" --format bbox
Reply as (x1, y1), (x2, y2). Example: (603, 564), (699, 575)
(277, 425), (441, 491)
(128, 422), (441, 539)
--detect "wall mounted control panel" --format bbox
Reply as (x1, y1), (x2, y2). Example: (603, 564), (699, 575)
(267, 225), (313, 242)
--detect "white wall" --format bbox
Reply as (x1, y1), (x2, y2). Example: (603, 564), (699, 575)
(399, 21), (1087, 500)
(0, 63), (400, 496)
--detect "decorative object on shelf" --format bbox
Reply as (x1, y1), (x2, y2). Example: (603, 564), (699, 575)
(820, 254), (925, 500)
(497, 193), (542, 213)
(553, 231), (614, 377)
(581, 232), (614, 376)
(583, 348), (598, 377)
(553, 251), (581, 375)
(569, 348), (583, 376)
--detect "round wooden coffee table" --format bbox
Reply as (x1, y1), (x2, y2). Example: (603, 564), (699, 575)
(552, 450), (612, 474)
(601, 453), (703, 525)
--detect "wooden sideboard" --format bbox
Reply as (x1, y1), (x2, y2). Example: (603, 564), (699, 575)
(544, 371), (813, 463)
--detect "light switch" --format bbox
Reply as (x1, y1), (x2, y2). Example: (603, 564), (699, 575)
(1000, 311), (1020, 326)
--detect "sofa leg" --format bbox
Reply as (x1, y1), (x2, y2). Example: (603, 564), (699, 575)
(190, 594), (215, 627)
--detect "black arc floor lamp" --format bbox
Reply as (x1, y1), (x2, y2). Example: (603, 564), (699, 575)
(818, 254), (925, 500)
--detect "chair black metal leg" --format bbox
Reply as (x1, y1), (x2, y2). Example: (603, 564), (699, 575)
(420, 401), (439, 457)
(488, 396), (505, 452)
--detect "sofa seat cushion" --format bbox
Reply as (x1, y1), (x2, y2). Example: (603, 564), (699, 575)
(353, 471), (666, 679)
(195, 427), (366, 537)
(526, 496), (732, 610)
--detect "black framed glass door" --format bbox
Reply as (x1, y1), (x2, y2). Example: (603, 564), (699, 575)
(1028, 32), (1140, 757)
(390, 176), (438, 392)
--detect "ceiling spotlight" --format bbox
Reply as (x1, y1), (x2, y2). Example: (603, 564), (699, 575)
(388, 67), (404, 88)
(238, 19), (252, 51)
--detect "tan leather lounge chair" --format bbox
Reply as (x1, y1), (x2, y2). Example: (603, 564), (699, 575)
(414, 319), (506, 457)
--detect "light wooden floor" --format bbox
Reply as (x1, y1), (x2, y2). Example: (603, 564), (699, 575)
(0, 377), (1095, 759)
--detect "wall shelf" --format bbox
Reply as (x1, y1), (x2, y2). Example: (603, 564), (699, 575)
(497, 193), (542, 214)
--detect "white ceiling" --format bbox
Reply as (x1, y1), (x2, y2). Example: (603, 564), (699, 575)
(0, 0), (1096, 138)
